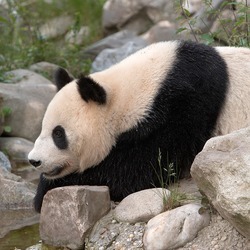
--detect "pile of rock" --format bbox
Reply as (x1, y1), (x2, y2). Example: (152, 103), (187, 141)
(39, 185), (210, 249)
(0, 64), (58, 238)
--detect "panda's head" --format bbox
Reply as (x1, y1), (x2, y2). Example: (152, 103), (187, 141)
(28, 68), (116, 179)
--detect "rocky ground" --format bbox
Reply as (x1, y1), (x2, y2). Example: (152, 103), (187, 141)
(84, 212), (250, 250)
(179, 214), (250, 250)
(25, 212), (250, 250)
(84, 179), (250, 250)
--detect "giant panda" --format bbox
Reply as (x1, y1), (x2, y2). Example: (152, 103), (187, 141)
(28, 40), (250, 212)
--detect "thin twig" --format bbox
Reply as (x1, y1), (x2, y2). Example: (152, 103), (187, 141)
(207, 1), (232, 45)
(180, 0), (199, 42)
(246, 0), (249, 46)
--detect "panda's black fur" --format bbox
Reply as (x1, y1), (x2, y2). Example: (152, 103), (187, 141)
(34, 41), (228, 212)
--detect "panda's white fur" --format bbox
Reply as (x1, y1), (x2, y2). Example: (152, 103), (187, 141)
(214, 46), (250, 135)
(28, 40), (250, 212)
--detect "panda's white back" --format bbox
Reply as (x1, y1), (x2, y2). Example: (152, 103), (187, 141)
(215, 47), (250, 135)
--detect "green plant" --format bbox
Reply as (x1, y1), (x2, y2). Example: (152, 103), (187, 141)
(153, 149), (186, 210)
(175, 0), (250, 47)
(0, 0), (106, 77)
(165, 186), (187, 210)
(0, 106), (12, 134)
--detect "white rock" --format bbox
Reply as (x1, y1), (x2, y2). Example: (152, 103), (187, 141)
(114, 188), (170, 223)
(39, 15), (74, 40)
(143, 204), (210, 250)
(141, 20), (177, 44)
(182, 0), (203, 15)
(65, 26), (90, 45)
(191, 127), (250, 238)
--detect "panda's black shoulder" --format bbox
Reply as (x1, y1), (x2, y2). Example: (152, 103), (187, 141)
(176, 40), (222, 58)
(172, 40), (229, 89)
(176, 40), (228, 70)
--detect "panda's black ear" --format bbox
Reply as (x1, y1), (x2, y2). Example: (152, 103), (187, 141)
(54, 68), (74, 91)
(77, 76), (106, 105)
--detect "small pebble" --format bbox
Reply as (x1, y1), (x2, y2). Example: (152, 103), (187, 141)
(129, 233), (134, 238)
(221, 235), (227, 241)
(211, 240), (217, 246)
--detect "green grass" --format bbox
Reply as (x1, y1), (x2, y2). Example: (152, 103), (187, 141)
(152, 150), (187, 211)
(0, 0), (106, 78)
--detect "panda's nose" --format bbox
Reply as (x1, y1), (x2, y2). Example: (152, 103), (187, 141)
(29, 159), (42, 167)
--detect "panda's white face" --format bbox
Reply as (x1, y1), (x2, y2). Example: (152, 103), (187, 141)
(28, 81), (116, 179)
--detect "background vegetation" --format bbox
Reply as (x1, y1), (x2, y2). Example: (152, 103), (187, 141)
(176, 0), (250, 47)
(0, 0), (106, 78)
(0, 0), (249, 80)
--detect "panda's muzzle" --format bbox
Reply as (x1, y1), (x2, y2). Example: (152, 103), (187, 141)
(44, 166), (64, 177)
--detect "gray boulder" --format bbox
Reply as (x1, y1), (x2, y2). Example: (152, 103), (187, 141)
(143, 203), (211, 249)
(91, 41), (146, 73)
(40, 186), (111, 249)
(0, 70), (56, 141)
(82, 30), (148, 59)
(0, 151), (11, 171)
(29, 62), (61, 81)
(114, 188), (170, 223)
(191, 127), (250, 239)
(0, 166), (36, 209)
(4, 69), (53, 85)
(0, 137), (40, 183)
(0, 137), (33, 166)
(103, 0), (176, 34)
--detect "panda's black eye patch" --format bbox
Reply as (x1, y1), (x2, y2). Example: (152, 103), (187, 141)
(52, 125), (68, 150)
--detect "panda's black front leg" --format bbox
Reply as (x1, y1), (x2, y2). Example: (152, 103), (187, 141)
(34, 172), (82, 213)
(34, 173), (53, 213)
